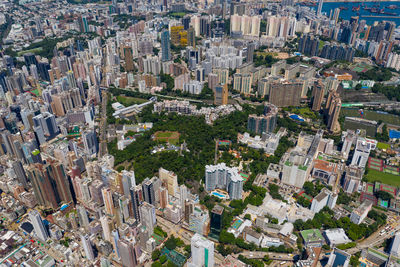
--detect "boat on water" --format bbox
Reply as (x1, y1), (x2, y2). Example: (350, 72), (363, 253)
(299, 2), (316, 6)
(352, 6), (360, 12)
(387, 5), (398, 10)
(381, 11), (397, 16)
(339, 6), (349, 10)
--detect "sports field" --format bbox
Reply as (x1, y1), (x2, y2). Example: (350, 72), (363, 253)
(298, 191), (313, 202)
(377, 142), (390, 150)
(350, 62), (373, 73)
(161, 248), (186, 267)
(341, 109), (400, 126)
(154, 131), (180, 145)
(116, 95), (147, 106)
(365, 169), (400, 187)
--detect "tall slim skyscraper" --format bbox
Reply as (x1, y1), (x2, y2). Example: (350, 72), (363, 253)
(139, 202), (156, 235)
(82, 130), (99, 156)
(121, 170), (136, 198)
(142, 178), (155, 205)
(161, 30), (171, 62)
(102, 187), (114, 216)
(118, 239), (138, 267)
(81, 234), (95, 261)
(188, 234), (214, 267)
(12, 161), (28, 188)
(29, 210), (48, 241)
(312, 80), (325, 112)
(111, 229), (120, 258)
(317, 0), (324, 17)
(214, 83), (228, 106)
(210, 205), (224, 238)
(100, 216), (111, 242)
(159, 168), (178, 197)
(77, 205), (90, 229)
(130, 187), (141, 223)
(27, 160), (73, 209)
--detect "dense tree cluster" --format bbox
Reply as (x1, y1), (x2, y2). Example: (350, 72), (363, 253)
(108, 104), (256, 184)
(293, 207), (386, 241)
(376, 124), (390, 142)
(371, 83), (400, 101)
(268, 184), (284, 201)
(253, 54), (279, 68)
(359, 67), (392, 82)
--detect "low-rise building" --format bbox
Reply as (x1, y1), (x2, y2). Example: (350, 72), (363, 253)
(327, 248), (351, 267)
(300, 229), (324, 247)
(243, 226), (263, 247)
(350, 200), (373, 225)
(323, 228), (351, 246)
(310, 188), (337, 213)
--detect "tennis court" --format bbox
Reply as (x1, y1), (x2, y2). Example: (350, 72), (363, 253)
(239, 171), (249, 182)
(151, 233), (165, 246)
(366, 183), (374, 194)
(161, 248), (186, 267)
(298, 191), (313, 202)
(231, 218), (243, 230)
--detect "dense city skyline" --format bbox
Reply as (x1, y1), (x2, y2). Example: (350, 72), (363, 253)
(0, 0), (400, 266)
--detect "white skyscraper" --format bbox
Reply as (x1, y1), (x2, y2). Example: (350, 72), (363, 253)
(317, 0), (324, 17)
(111, 229), (120, 258)
(189, 234), (214, 267)
(100, 216), (111, 242)
(205, 163), (243, 200)
(139, 202), (156, 235)
(77, 205), (90, 229)
(81, 234), (95, 261)
(180, 184), (188, 209)
(29, 210), (48, 241)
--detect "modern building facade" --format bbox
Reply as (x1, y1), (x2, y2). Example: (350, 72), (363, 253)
(247, 103), (278, 135)
(189, 234), (214, 267)
(205, 163), (243, 200)
(29, 210), (49, 241)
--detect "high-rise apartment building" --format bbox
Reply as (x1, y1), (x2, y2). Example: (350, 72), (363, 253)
(81, 234), (95, 261)
(124, 47), (134, 72)
(233, 73), (253, 95)
(139, 202), (156, 235)
(205, 163), (243, 200)
(161, 30), (171, 62)
(188, 234), (215, 267)
(247, 103), (278, 135)
(189, 206), (210, 236)
(102, 187), (114, 216)
(118, 239), (138, 267)
(210, 205), (224, 238)
(100, 216), (112, 242)
(312, 80), (325, 111)
(212, 68), (229, 85)
(214, 83), (228, 106)
(230, 14), (260, 37)
(317, 0), (324, 16)
(159, 167), (178, 197)
(12, 161), (28, 188)
(142, 177), (155, 205)
(269, 81), (302, 107)
(159, 187), (169, 209)
(27, 160), (73, 209)
(29, 210), (49, 241)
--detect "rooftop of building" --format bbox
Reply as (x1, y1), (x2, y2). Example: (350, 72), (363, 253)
(300, 229), (324, 243)
(212, 205), (224, 215)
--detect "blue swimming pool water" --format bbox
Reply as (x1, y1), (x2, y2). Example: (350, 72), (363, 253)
(290, 114), (305, 122)
(212, 192), (226, 198)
